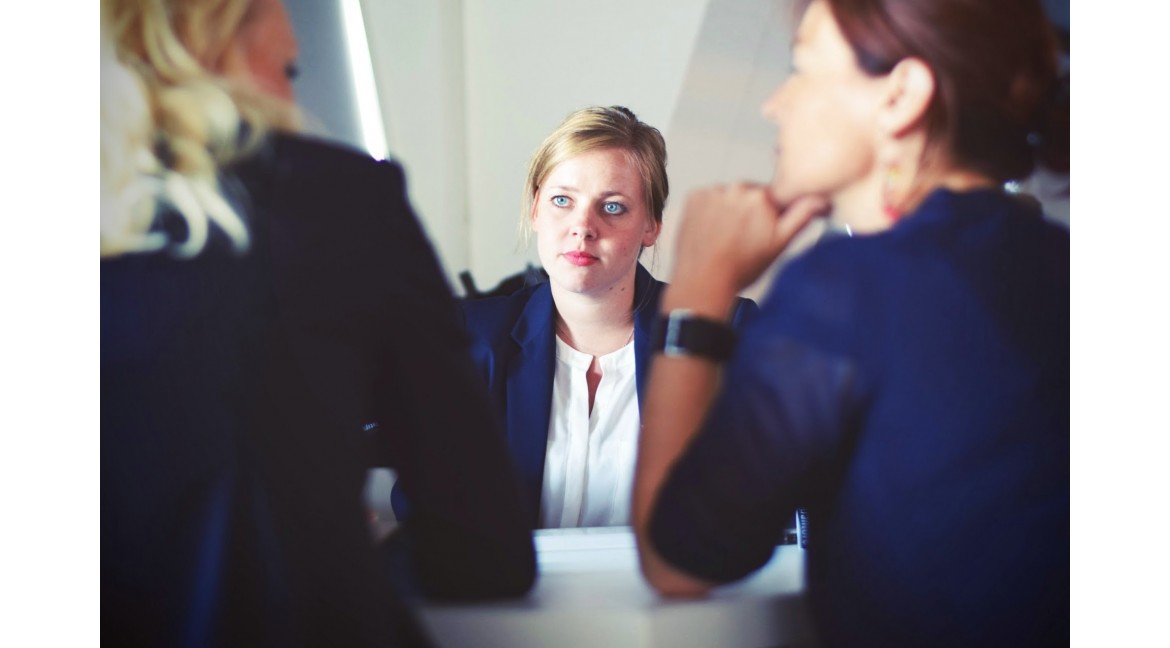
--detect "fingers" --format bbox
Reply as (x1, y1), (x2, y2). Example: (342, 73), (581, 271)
(773, 195), (829, 247)
(671, 182), (830, 294)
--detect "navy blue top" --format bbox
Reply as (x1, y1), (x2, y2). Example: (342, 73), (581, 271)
(102, 133), (535, 647)
(650, 189), (1069, 647)
(406, 264), (757, 527)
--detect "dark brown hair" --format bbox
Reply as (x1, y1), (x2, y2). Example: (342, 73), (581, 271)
(819, 0), (1067, 182)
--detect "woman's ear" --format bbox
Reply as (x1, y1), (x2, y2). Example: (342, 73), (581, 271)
(529, 190), (541, 231)
(642, 218), (662, 247)
(877, 57), (935, 138)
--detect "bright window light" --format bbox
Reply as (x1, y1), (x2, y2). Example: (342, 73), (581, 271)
(341, 0), (388, 161)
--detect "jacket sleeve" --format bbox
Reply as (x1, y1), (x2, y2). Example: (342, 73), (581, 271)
(368, 161), (535, 600)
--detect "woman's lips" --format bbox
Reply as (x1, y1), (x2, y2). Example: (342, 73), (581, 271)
(563, 251), (598, 266)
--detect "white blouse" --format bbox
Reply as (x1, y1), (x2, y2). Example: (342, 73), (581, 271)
(539, 335), (640, 528)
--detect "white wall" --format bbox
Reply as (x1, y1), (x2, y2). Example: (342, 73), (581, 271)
(299, 0), (1069, 299)
(342, 0), (717, 292)
(656, 0), (814, 302)
(361, 0), (470, 288)
(285, 0), (364, 151)
(348, 0), (716, 293)
(355, 0), (812, 298)
(460, 0), (710, 291)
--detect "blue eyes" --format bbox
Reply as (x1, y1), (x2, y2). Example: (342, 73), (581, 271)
(549, 195), (626, 215)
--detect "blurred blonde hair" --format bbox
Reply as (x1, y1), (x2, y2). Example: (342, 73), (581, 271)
(519, 106), (668, 248)
(101, 0), (301, 258)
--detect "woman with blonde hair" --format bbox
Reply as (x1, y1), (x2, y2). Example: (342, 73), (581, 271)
(634, 0), (1069, 645)
(402, 106), (756, 529)
(102, 1), (534, 645)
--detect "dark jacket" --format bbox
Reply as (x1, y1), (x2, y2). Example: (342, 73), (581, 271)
(445, 263), (757, 526)
(650, 188), (1070, 647)
(102, 133), (535, 647)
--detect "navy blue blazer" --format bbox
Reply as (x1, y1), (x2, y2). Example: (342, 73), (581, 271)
(454, 263), (757, 526)
(650, 189), (1069, 646)
(103, 133), (535, 647)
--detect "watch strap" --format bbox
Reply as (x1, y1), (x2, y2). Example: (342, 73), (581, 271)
(650, 309), (737, 361)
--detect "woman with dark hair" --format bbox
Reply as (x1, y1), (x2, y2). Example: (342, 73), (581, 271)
(101, 1), (534, 645)
(633, 0), (1068, 645)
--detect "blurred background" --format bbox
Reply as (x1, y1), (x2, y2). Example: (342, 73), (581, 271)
(287, 0), (1069, 302)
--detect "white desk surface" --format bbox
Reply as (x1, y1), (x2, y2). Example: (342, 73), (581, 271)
(416, 527), (819, 648)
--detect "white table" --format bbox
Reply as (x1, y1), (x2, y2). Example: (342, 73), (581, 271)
(416, 527), (819, 648)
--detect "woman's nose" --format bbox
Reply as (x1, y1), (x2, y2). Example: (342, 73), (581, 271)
(760, 82), (785, 122)
(568, 209), (596, 239)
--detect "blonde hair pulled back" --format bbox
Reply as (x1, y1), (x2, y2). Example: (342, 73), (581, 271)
(520, 106), (668, 247)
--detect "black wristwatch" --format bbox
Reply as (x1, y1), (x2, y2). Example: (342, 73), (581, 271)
(650, 309), (737, 362)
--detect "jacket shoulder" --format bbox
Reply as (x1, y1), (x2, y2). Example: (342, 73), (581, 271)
(233, 132), (407, 200)
(460, 285), (542, 342)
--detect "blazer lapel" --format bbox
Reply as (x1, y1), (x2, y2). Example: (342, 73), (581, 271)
(632, 264), (664, 409)
(507, 283), (557, 525)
